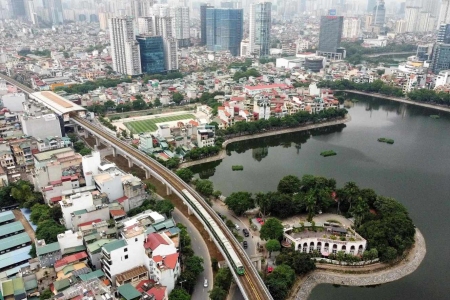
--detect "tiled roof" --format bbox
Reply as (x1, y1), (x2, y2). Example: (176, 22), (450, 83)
(116, 266), (148, 283)
(153, 252), (179, 270)
(146, 286), (166, 300)
(102, 239), (126, 253)
(144, 233), (169, 250)
(54, 251), (87, 268)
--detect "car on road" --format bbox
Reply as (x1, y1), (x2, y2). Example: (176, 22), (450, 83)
(243, 241), (248, 249)
(256, 218), (265, 225)
(267, 266), (273, 273)
(243, 229), (249, 237)
(235, 224), (240, 230)
(204, 279), (208, 288)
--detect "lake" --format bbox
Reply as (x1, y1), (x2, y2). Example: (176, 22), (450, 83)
(191, 95), (450, 300)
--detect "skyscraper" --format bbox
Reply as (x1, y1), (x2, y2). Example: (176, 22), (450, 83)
(367, 0), (376, 12)
(249, 2), (272, 57)
(206, 8), (243, 56)
(438, 24), (450, 43)
(343, 18), (361, 39)
(170, 6), (190, 47)
(136, 35), (165, 74)
(405, 6), (420, 32)
(431, 44), (450, 74)
(200, 4), (213, 46)
(372, 0), (385, 26)
(9, 0), (26, 18)
(109, 17), (142, 76)
(439, 0), (450, 27)
(43, 0), (63, 24)
(318, 15), (343, 54)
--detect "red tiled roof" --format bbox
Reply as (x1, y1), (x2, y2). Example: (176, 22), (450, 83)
(50, 196), (62, 203)
(54, 252), (87, 268)
(117, 196), (128, 203)
(135, 279), (155, 293)
(50, 180), (62, 185)
(146, 286), (167, 300)
(244, 84), (289, 90)
(78, 218), (102, 227)
(153, 253), (179, 270)
(144, 233), (169, 250)
(61, 176), (71, 182)
(110, 209), (126, 217)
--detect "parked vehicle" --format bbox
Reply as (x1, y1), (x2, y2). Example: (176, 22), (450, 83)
(243, 241), (248, 249)
(243, 229), (250, 237)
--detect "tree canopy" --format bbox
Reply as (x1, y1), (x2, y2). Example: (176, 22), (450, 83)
(168, 288), (190, 300)
(225, 192), (254, 215)
(265, 264), (296, 300)
(176, 168), (194, 183)
(260, 218), (284, 241)
(194, 179), (214, 197)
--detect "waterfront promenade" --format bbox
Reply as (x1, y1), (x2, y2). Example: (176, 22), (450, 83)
(179, 115), (350, 168)
(341, 90), (450, 113)
(292, 228), (426, 300)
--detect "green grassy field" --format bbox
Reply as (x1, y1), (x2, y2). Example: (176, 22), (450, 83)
(124, 114), (195, 134)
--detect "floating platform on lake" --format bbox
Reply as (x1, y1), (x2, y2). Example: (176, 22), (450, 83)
(430, 115), (440, 119)
(232, 165), (244, 171)
(378, 138), (394, 144)
(320, 150), (337, 157)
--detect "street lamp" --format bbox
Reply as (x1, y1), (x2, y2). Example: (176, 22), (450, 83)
(179, 279), (187, 289)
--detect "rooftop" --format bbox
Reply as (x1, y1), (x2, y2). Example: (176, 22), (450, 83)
(30, 91), (86, 115)
(0, 211), (15, 224)
(0, 232), (30, 252)
(36, 241), (60, 256)
(102, 239), (127, 253)
(0, 221), (23, 236)
(144, 233), (169, 250)
(33, 147), (73, 162)
(118, 283), (142, 300)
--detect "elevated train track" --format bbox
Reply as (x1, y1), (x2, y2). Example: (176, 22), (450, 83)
(71, 116), (273, 300)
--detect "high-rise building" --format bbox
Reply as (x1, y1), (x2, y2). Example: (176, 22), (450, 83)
(342, 17), (361, 39)
(206, 8), (243, 56)
(367, 0), (376, 12)
(405, 6), (420, 32)
(170, 6), (190, 47)
(439, 0), (450, 27)
(417, 12), (436, 32)
(394, 19), (407, 33)
(372, 0), (385, 26)
(431, 44), (450, 74)
(421, 0), (440, 17)
(221, 1), (241, 9)
(25, 0), (37, 24)
(136, 35), (165, 74)
(249, 2), (272, 57)
(318, 15), (343, 54)
(438, 24), (450, 43)
(109, 17), (142, 76)
(200, 4), (213, 46)
(164, 38), (178, 71)
(9, 0), (26, 17)
(43, 0), (63, 24)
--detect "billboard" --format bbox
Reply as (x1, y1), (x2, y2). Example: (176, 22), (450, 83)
(329, 9), (336, 16)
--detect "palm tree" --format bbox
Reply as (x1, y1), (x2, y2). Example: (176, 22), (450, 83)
(305, 190), (316, 222)
(351, 197), (369, 227)
(342, 182), (359, 210)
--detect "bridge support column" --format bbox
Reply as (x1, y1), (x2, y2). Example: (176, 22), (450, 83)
(127, 157), (133, 168)
(256, 259), (262, 271)
(144, 169), (151, 179)
(187, 206), (193, 215)
(111, 147), (116, 157)
(166, 185), (172, 195)
(95, 137), (100, 147)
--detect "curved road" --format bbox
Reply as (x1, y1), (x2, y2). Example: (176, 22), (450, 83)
(294, 229), (426, 300)
(172, 208), (213, 300)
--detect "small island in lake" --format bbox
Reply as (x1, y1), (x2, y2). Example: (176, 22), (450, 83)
(430, 115), (440, 119)
(232, 165), (244, 171)
(320, 150), (337, 157)
(378, 138), (394, 144)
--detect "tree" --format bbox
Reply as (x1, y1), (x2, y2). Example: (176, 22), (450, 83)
(50, 205), (62, 222)
(40, 289), (53, 300)
(30, 204), (51, 225)
(212, 190), (222, 199)
(211, 257), (219, 271)
(265, 239), (281, 257)
(11, 180), (36, 208)
(214, 267), (232, 290)
(154, 199), (174, 215)
(305, 190), (316, 222)
(260, 218), (284, 241)
(35, 220), (66, 243)
(195, 179), (214, 197)
(79, 148), (92, 156)
(73, 141), (85, 152)
(132, 98), (147, 110)
(67, 133), (78, 143)
(172, 92), (184, 104)
(169, 288), (190, 300)
(382, 247), (398, 262)
(184, 255), (204, 277)
(225, 192), (254, 216)
(154, 98), (162, 107)
(265, 264), (295, 300)
(277, 175), (301, 194)
(209, 287), (227, 300)
(176, 168), (194, 183)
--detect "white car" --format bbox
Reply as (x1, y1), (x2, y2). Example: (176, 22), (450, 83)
(235, 224), (240, 230)
(204, 279), (208, 288)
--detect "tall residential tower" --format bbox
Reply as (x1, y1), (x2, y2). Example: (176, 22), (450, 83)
(109, 17), (142, 76)
(206, 8), (243, 56)
(249, 2), (272, 57)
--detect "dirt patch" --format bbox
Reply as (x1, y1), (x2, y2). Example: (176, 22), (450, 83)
(82, 136), (106, 150)
(104, 154), (223, 262)
(13, 209), (35, 241)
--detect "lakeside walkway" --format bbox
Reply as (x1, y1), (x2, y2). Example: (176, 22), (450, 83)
(292, 228), (426, 300)
(341, 90), (450, 113)
(179, 115), (350, 168)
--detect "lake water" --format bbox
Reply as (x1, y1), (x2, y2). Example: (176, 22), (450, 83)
(191, 95), (450, 300)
